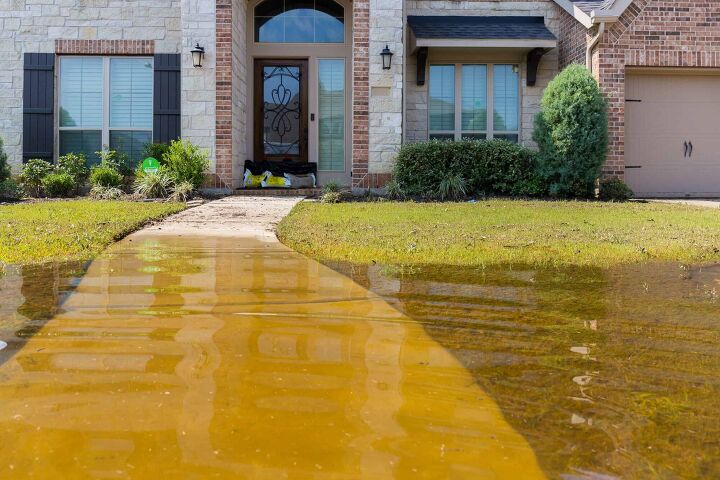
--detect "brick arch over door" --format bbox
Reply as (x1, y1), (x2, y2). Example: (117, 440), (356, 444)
(214, 0), (369, 189)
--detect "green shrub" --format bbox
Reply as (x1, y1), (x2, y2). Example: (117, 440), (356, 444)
(90, 166), (124, 188)
(0, 178), (24, 201)
(599, 178), (634, 202)
(0, 137), (10, 184)
(533, 64), (608, 197)
(20, 159), (54, 196)
(57, 153), (89, 185)
(133, 167), (174, 198)
(322, 181), (341, 194)
(144, 143), (170, 163)
(393, 139), (544, 199)
(89, 185), (124, 200)
(163, 140), (209, 189)
(42, 173), (76, 198)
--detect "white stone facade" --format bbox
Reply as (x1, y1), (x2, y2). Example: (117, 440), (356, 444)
(0, 0), (184, 171)
(180, 0), (216, 167)
(368, 0), (404, 174)
(404, 1), (560, 149)
(1, 0), (560, 186)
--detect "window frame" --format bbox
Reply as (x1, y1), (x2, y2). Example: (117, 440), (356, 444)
(253, 0), (346, 45)
(56, 55), (154, 162)
(428, 62), (521, 142)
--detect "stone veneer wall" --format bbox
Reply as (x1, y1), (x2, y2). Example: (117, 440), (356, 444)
(366, 0), (404, 185)
(0, 0), (182, 171)
(181, 0), (217, 183)
(595, 0), (720, 179)
(404, 1), (559, 149)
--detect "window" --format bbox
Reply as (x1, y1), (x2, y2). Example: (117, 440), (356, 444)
(429, 63), (519, 142)
(318, 59), (345, 171)
(255, 0), (345, 43)
(59, 56), (153, 165)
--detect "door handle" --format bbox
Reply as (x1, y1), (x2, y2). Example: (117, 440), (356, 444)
(689, 141), (693, 158)
(684, 141), (689, 158)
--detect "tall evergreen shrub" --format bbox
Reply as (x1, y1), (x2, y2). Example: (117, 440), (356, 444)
(533, 64), (608, 197)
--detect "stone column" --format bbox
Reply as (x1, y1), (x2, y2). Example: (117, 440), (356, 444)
(181, 0), (217, 182)
(367, 0), (404, 188)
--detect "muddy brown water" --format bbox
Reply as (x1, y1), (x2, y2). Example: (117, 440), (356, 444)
(0, 236), (544, 479)
(329, 261), (720, 479)
(0, 236), (718, 479)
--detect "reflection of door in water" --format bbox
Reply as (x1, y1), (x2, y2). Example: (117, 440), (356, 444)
(254, 60), (308, 162)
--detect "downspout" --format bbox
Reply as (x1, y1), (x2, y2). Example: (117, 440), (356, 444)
(586, 22), (605, 72)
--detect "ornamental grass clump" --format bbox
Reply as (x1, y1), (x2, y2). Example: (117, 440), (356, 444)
(133, 168), (174, 199)
(533, 64), (608, 197)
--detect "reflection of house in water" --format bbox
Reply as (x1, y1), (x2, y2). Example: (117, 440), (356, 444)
(0, 237), (545, 478)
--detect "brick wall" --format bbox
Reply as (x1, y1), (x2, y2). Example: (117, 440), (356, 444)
(352, 0), (371, 188)
(556, 6), (587, 69)
(596, 0), (720, 177)
(214, 0), (233, 188)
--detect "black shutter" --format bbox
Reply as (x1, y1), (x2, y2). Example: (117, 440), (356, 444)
(23, 53), (55, 163)
(153, 54), (181, 144)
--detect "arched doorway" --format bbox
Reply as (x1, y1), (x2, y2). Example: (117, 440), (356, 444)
(247, 0), (353, 185)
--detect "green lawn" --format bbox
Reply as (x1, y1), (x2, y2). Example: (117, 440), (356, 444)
(278, 200), (720, 267)
(0, 200), (185, 265)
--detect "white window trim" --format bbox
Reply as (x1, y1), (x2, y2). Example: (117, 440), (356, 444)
(428, 62), (521, 142)
(56, 55), (154, 161)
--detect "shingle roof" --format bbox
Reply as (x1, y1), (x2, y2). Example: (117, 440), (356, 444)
(407, 16), (556, 41)
(570, 0), (616, 15)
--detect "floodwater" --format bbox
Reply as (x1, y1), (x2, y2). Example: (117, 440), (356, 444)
(330, 261), (720, 479)
(0, 236), (546, 479)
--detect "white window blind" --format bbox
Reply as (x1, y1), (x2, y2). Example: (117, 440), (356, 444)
(318, 59), (345, 172)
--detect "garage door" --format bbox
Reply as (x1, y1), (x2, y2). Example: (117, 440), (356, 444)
(625, 72), (720, 197)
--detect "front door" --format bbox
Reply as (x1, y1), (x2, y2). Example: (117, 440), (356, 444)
(254, 59), (308, 163)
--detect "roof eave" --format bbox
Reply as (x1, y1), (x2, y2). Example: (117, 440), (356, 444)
(553, 0), (629, 28)
(552, 0), (594, 28)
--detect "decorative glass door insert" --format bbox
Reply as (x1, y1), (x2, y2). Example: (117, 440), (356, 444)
(254, 60), (308, 162)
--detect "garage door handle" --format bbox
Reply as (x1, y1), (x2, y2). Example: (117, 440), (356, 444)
(684, 141), (689, 158)
(689, 141), (694, 158)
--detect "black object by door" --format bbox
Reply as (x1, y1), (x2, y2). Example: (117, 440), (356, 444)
(254, 59), (308, 162)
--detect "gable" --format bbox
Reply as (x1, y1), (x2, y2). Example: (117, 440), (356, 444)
(554, 0), (635, 28)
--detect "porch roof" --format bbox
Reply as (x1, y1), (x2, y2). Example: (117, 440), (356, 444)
(407, 16), (557, 50)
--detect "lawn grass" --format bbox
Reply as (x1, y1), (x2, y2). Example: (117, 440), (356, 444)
(277, 200), (720, 268)
(0, 200), (185, 265)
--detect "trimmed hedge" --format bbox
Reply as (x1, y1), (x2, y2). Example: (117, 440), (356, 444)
(393, 139), (544, 199)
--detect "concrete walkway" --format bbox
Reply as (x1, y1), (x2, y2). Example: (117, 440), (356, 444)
(649, 199), (720, 209)
(132, 196), (303, 242)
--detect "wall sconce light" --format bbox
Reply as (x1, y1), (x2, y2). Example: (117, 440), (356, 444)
(380, 44), (393, 70)
(191, 43), (205, 68)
